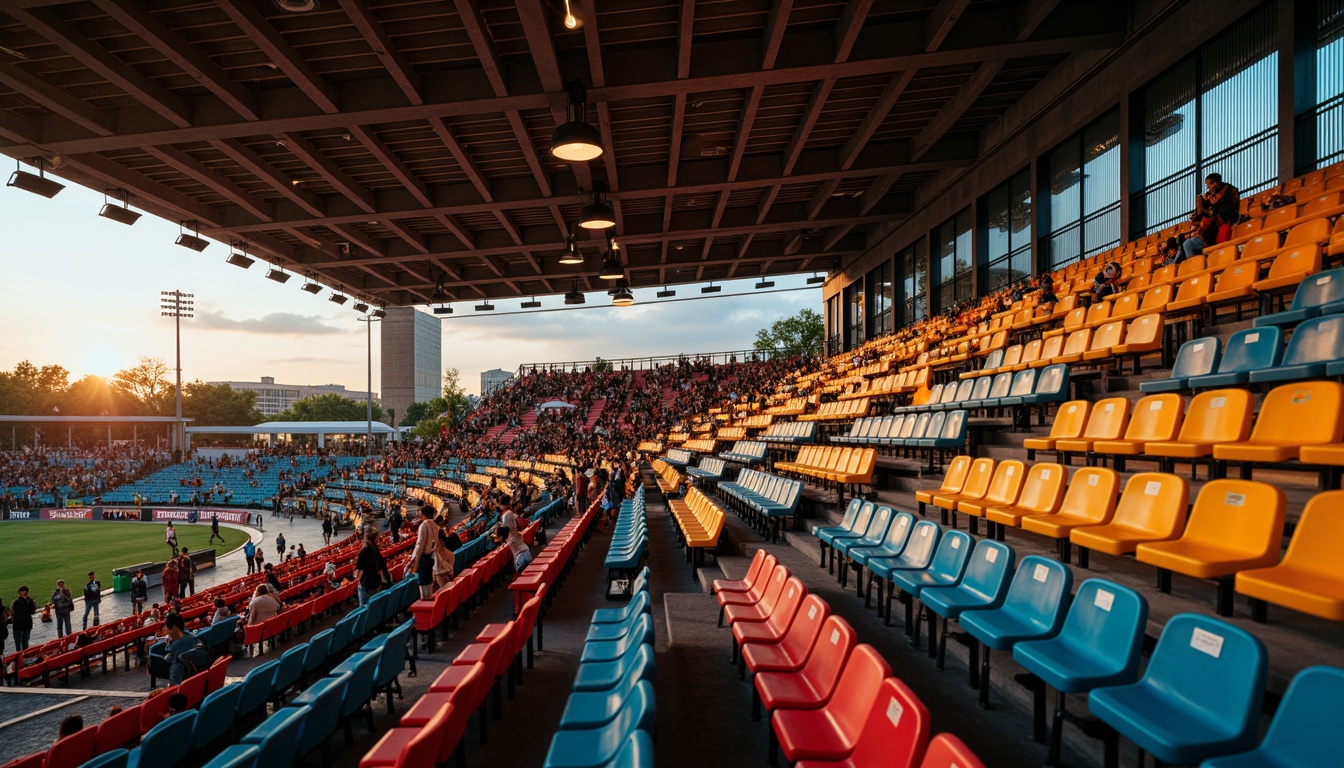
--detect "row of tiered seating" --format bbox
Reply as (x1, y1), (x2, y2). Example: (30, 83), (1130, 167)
(604, 488), (648, 596)
(659, 448), (694, 468)
(686, 457), (726, 485)
(757, 421), (816, 445)
(894, 364), (1070, 419)
(718, 440), (767, 465)
(774, 446), (875, 501)
(711, 551), (984, 767)
(541, 567), (655, 768)
(650, 459), (682, 496)
(1151, 317), (1344, 392)
(717, 469), (803, 542)
(797, 397), (870, 422)
(668, 486), (726, 573)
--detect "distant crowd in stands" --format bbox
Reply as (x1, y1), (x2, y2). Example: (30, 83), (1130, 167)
(0, 445), (172, 510)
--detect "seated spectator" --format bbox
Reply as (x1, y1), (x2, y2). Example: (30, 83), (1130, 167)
(1161, 236), (1188, 266)
(162, 613), (207, 686)
(263, 563), (284, 595)
(1191, 172), (1240, 245)
(1091, 261), (1123, 303)
(245, 585), (281, 626)
(165, 693), (189, 717)
(57, 715), (83, 739)
(211, 598), (231, 625)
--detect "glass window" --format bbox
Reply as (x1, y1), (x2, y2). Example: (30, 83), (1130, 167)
(845, 281), (865, 349)
(899, 239), (928, 328)
(1045, 111), (1120, 268)
(934, 211), (973, 312)
(1140, 4), (1279, 233)
(983, 169), (1033, 291)
(866, 260), (893, 338)
(1310, 0), (1344, 168)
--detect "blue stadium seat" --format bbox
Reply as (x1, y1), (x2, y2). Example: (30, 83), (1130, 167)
(816, 500), (875, 570)
(572, 643), (655, 693)
(995, 369), (1039, 408)
(600, 729), (654, 768)
(1013, 579), (1148, 766)
(587, 592), (652, 641)
(79, 749), (129, 768)
(290, 671), (349, 759)
(331, 650), (379, 744)
(365, 620), (414, 713)
(1187, 327), (1283, 389)
(832, 505), (895, 565)
(302, 629), (333, 679)
(958, 556), (1073, 706)
(888, 528), (975, 642)
(1201, 665), (1344, 768)
(1008, 364), (1071, 407)
(1089, 614), (1267, 766)
(1254, 267), (1344, 328)
(966, 372), (1013, 410)
(236, 660), (280, 722)
(1248, 315), (1344, 383)
(192, 683), (243, 750)
(241, 706), (309, 768)
(867, 519), (941, 617)
(579, 614), (653, 664)
(127, 710), (197, 768)
(1141, 337), (1221, 393)
(201, 745), (259, 768)
(270, 645), (308, 705)
(920, 540), (1016, 670)
(559, 673), (654, 731)
(543, 680), (655, 768)
(844, 511), (916, 593)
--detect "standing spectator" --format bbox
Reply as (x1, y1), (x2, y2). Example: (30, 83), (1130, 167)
(11, 586), (36, 652)
(388, 506), (403, 543)
(164, 523), (178, 559)
(161, 561), (180, 602)
(243, 539), (256, 574)
(275, 532), (286, 559)
(253, 548), (265, 573)
(408, 506), (451, 600)
(50, 580), (73, 638)
(179, 549), (196, 597)
(81, 572), (101, 629)
(130, 571), (148, 615)
(264, 564), (284, 595)
(208, 514), (225, 545)
(321, 515), (333, 547)
(0, 594), (9, 658)
(353, 529), (389, 607)
(574, 467), (588, 515)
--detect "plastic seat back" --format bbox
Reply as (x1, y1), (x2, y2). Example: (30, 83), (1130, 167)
(778, 595), (830, 661)
(1054, 467), (1120, 524)
(1138, 284), (1172, 313)
(1059, 307), (1087, 332)
(798, 615), (858, 697)
(956, 459), (996, 500)
(1031, 365), (1069, 399)
(1012, 463), (1066, 514)
(818, 645), (894, 746)
(1045, 401), (1090, 440)
(844, 677), (932, 768)
(1021, 579), (1146, 687)
(1171, 388), (1253, 444)
(1007, 369), (1037, 398)
(1121, 394), (1184, 442)
(1264, 244), (1322, 281)
(1175, 480), (1287, 561)
(998, 345), (1022, 369)
(96, 704), (142, 753)
(1172, 274), (1210, 304)
(996, 556), (1073, 636)
(193, 683), (244, 750)
(1089, 320), (1125, 355)
(1080, 397), (1130, 441)
(1267, 491), (1344, 582)
(981, 348), (1006, 371)
(918, 733), (986, 768)
(1061, 329), (1092, 358)
(1109, 292), (1140, 320)
(982, 461), (1026, 506)
(1037, 335), (1064, 362)
(960, 540), (1016, 604)
(1287, 267), (1344, 310)
(1111, 473), (1189, 536)
(1169, 337), (1220, 379)
(139, 710), (198, 768)
(1281, 314), (1344, 365)
(986, 372), (1013, 399)
(1248, 381), (1344, 446)
(1213, 262), (1257, 295)
(46, 726), (97, 768)
(272, 644), (307, 694)
(1085, 302), (1112, 326)
(969, 376), (993, 402)
(935, 456), (972, 493)
(1236, 666), (1344, 766)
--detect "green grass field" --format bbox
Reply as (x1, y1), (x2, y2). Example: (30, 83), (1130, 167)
(0, 521), (246, 599)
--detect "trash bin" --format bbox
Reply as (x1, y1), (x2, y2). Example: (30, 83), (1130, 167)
(112, 569), (132, 593)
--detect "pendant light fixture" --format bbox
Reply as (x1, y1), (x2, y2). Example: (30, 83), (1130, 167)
(564, 279), (586, 305)
(611, 279), (634, 307)
(558, 227), (584, 265)
(579, 180), (616, 230)
(550, 80), (603, 162)
(597, 236), (624, 280)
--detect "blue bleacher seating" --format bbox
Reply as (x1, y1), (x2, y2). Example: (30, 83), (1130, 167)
(1201, 665), (1344, 768)
(1247, 314), (1344, 382)
(1188, 327), (1283, 389)
(1142, 337), (1221, 393)
(719, 440), (768, 464)
(1253, 267), (1344, 328)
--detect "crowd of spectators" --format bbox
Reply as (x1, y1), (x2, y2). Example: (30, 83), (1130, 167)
(0, 445), (172, 510)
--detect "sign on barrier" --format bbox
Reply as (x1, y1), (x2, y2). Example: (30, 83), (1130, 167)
(42, 508), (94, 520)
(6, 509), (39, 520)
(152, 508), (250, 525)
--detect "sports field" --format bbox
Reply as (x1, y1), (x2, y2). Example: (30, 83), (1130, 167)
(0, 521), (245, 598)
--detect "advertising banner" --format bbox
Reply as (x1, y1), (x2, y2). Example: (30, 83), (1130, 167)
(5, 509), (39, 520)
(152, 508), (250, 525)
(41, 508), (94, 520)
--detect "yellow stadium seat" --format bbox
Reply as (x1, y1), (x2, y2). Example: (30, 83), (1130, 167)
(1054, 328), (1093, 365)
(1082, 320), (1126, 362)
(1092, 393), (1184, 468)
(1019, 467), (1119, 563)
(1069, 473), (1189, 567)
(1056, 397), (1131, 456)
(1137, 284), (1172, 314)
(1235, 491), (1344, 622)
(915, 455), (971, 517)
(984, 463), (1066, 536)
(1240, 232), (1281, 261)
(1147, 264), (1177, 287)
(1023, 400), (1090, 459)
(1029, 335), (1066, 368)
(1043, 307), (1087, 340)
(1203, 243), (1239, 272)
(1146, 389), (1254, 462)
(1112, 314), (1165, 371)
(1205, 262), (1258, 308)
(1084, 301), (1113, 328)
(932, 458), (994, 525)
(1136, 479), (1286, 615)
(1012, 339), (1043, 371)
(1107, 292), (1141, 321)
(956, 460), (1025, 535)
(1253, 244), (1322, 293)
(1213, 381), (1344, 465)
(1167, 274), (1211, 313)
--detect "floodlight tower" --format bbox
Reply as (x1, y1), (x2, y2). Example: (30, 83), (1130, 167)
(160, 290), (193, 456)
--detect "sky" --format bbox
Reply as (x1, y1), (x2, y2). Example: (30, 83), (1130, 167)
(0, 176), (821, 396)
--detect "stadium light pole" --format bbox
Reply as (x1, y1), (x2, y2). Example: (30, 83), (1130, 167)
(357, 312), (382, 455)
(160, 290), (193, 457)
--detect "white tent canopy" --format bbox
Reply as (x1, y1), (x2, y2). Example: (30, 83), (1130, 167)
(186, 420), (406, 447)
(537, 400), (577, 410)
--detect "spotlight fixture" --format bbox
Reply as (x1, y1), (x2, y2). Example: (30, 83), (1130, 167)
(807, 273), (826, 285)
(432, 271), (450, 302)
(6, 158), (64, 198)
(597, 237), (624, 280)
(175, 221), (208, 252)
(432, 304), (454, 315)
(611, 280), (634, 307)
(99, 190), (141, 225)
(701, 283), (722, 294)
(579, 180), (616, 230)
(557, 228), (584, 265)
(564, 279), (586, 305)
(562, 0), (580, 28)
(225, 250), (254, 269)
(656, 287), (676, 298)
(265, 267), (291, 283)
(301, 280), (323, 294)
(329, 293), (348, 305)
(521, 297), (542, 309)
(371, 308), (387, 319)
(352, 301), (369, 313)
(550, 80), (603, 162)
(755, 279), (776, 289)
(475, 302), (496, 312)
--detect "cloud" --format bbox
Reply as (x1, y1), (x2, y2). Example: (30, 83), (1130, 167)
(195, 309), (346, 336)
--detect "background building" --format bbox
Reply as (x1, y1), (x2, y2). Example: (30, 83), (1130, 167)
(480, 368), (514, 397)
(381, 307), (442, 425)
(209, 377), (375, 417)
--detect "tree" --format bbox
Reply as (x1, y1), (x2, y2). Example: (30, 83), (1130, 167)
(592, 357), (613, 373)
(400, 399), (443, 427)
(441, 367), (472, 424)
(112, 357), (172, 415)
(0, 360), (70, 414)
(274, 392), (382, 422)
(62, 375), (139, 416)
(183, 381), (263, 426)
(753, 308), (825, 357)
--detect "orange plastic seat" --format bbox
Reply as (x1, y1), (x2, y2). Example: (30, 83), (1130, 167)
(1020, 467), (1119, 544)
(1235, 491), (1344, 621)
(984, 463), (1066, 533)
(1069, 473), (1189, 560)
(1082, 320), (1126, 362)
(1113, 314), (1165, 358)
(1167, 274), (1212, 312)
(1146, 389), (1254, 460)
(1213, 381), (1344, 464)
(932, 458), (994, 515)
(1054, 329), (1093, 365)
(1253, 244), (1322, 293)
(1013, 339), (1043, 371)
(1055, 397), (1131, 455)
(956, 460), (1025, 532)
(1135, 479), (1286, 615)
(1093, 394), (1185, 459)
(1023, 401), (1090, 457)
(915, 455), (971, 515)
(1029, 335), (1066, 368)
(1206, 263), (1257, 306)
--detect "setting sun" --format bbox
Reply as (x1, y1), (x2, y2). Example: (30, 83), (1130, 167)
(81, 344), (123, 378)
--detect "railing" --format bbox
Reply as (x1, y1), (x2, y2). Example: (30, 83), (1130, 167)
(511, 345), (819, 379)
(1141, 127), (1278, 234)
(1298, 94), (1344, 172)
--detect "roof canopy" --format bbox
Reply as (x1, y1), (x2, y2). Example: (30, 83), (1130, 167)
(187, 421), (401, 436)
